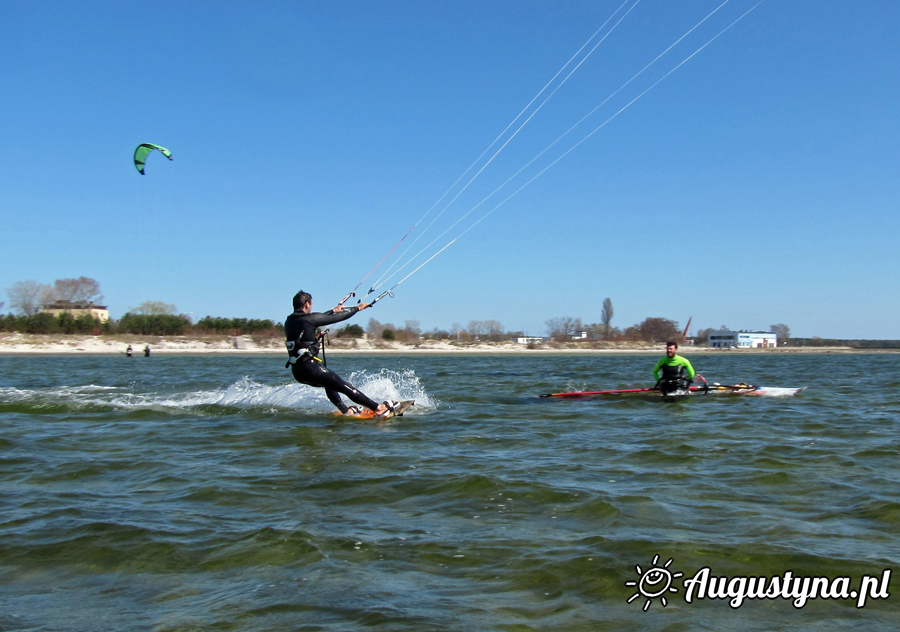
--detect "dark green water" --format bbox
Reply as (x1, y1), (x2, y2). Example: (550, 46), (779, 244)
(1, 353), (898, 631)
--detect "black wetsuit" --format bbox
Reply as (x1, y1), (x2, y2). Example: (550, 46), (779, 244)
(284, 307), (379, 413)
(654, 356), (696, 395)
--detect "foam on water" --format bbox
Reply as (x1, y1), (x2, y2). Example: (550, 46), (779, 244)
(0, 368), (435, 415)
(751, 386), (807, 397)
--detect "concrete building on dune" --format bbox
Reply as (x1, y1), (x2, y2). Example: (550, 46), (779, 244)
(707, 330), (777, 348)
(42, 300), (110, 323)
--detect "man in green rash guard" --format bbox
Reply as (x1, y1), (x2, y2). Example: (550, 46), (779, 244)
(653, 341), (696, 395)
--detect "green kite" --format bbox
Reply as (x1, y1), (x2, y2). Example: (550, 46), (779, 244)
(133, 143), (173, 175)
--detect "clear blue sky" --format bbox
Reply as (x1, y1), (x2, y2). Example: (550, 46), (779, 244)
(2, 1), (898, 339)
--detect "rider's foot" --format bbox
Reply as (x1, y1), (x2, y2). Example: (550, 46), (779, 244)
(375, 401), (398, 417)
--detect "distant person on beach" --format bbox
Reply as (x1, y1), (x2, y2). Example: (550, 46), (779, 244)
(144, 345), (151, 357)
(653, 341), (696, 395)
(126, 345), (133, 357)
(285, 291), (395, 417)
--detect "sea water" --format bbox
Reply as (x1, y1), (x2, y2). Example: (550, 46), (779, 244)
(0, 352), (897, 631)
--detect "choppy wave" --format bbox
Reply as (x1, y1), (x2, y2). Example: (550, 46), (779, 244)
(0, 368), (435, 416)
(1, 353), (897, 631)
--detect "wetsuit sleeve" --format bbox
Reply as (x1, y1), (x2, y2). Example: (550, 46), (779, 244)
(653, 357), (665, 380)
(678, 356), (696, 378)
(306, 306), (361, 327)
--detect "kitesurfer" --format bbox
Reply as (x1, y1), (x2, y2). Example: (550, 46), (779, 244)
(653, 341), (696, 395)
(285, 291), (394, 416)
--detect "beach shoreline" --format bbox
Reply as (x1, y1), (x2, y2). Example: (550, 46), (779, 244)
(0, 333), (893, 355)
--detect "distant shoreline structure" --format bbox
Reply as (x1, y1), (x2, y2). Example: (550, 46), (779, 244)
(1, 334), (897, 355)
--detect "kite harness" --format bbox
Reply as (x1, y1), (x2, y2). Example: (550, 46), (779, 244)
(285, 329), (329, 368)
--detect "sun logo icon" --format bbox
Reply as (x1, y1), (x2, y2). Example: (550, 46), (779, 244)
(625, 554), (682, 611)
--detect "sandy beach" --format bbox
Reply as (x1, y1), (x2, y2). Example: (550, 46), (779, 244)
(0, 332), (890, 355)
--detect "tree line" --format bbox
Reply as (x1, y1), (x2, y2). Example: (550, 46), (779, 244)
(544, 315), (686, 342)
(542, 299), (793, 344)
(5, 277), (104, 314)
(790, 337), (900, 348)
(542, 298), (689, 342)
(356, 319), (512, 342)
(340, 311), (784, 345)
(0, 312), (280, 337)
(3, 277), (279, 336)
(4, 279), (799, 344)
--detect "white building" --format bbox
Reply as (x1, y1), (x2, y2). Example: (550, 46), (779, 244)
(707, 330), (777, 349)
(516, 337), (544, 345)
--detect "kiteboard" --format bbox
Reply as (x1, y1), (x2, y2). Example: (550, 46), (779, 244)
(333, 400), (415, 419)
